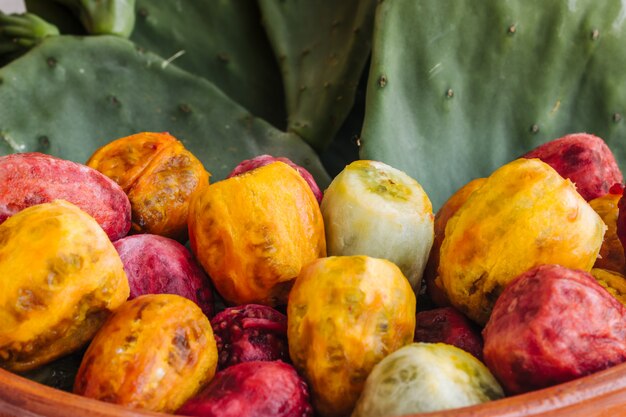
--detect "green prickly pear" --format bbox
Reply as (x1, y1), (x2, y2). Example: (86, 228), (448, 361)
(51, 0), (135, 37)
(0, 12), (59, 57)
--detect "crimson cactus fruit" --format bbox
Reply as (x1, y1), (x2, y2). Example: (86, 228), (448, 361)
(228, 154), (323, 203)
(414, 307), (483, 361)
(176, 361), (313, 417)
(0, 152), (131, 241)
(523, 133), (623, 201)
(210, 304), (288, 370)
(483, 264), (626, 394)
(113, 234), (214, 318)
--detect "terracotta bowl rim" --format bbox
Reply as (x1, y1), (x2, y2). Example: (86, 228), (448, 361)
(2, 359), (626, 417)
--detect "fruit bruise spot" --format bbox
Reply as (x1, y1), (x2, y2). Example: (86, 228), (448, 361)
(169, 328), (192, 369)
(468, 272), (488, 296)
(562, 144), (585, 166)
(133, 301), (151, 322)
(16, 288), (47, 312)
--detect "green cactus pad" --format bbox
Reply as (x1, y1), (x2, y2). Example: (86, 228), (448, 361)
(258, 0), (377, 150)
(130, 0), (286, 129)
(360, 0), (626, 208)
(0, 35), (329, 187)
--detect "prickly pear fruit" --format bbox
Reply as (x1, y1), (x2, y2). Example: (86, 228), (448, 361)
(176, 361), (313, 417)
(591, 268), (626, 306)
(483, 264), (626, 394)
(590, 185), (625, 274)
(523, 133), (623, 201)
(0, 152), (131, 241)
(189, 162), (326, 307)
(0, 200), (129, 372)
(414, 307), (483, 361)
(74, 294), (217, 413)
(352, 343), (503, 417)
(87, 132), (209, 242)
(321, 160), (434, 292)
(0, 11), (59, 57)
(288, 255), (416, 417)
(113, 234), (213, 318)
(439, 158), (605, 325)
(228, 155), (322, 203)
(615, 188), (626, 259)
(425, 177), (486, 307)
(211, 304), (288, 370)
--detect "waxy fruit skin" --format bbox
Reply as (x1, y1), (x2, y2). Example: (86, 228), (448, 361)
(189, 161), (326, 307)
(87, 131), (210, 242)
(0, 200), (129, 372)
(439, 158), (605, 325)
(288, 255), (416, 417)
(74, 294), (218, 413)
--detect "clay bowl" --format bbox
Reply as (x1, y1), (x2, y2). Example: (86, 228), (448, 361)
(2, 361), (626, 417)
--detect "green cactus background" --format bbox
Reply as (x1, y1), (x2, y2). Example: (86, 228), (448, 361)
(361, 0), (626, 208)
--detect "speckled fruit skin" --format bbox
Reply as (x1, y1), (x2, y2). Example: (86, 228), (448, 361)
(0, 152), (131, 241)
(228, 154), (323, 204)
(351, 343), (503, 417)
(425, 178), (486, 307)
(211, 304), (288, 370)
(288, 255), (416, 417)
(614, 186), (626, 263)
(189, 161), (326, 307)
(591, 268), (626, 306)
(523, 133), (623, 201)
(87, 131), (210, 242)
(321, 160), (434, 292)
(113, 234), (214, 318)
(176, 361), (313, 417)
(74, 294), (217, 413)
(483, 265), (626, 395)
(439, 158), (605, 325)
(590, 187), (625, 274)
(0, 200), (129, 372)
(414, 307), (483, 361)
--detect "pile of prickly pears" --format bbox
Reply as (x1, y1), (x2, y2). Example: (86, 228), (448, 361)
(2, 1), (626, 417)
